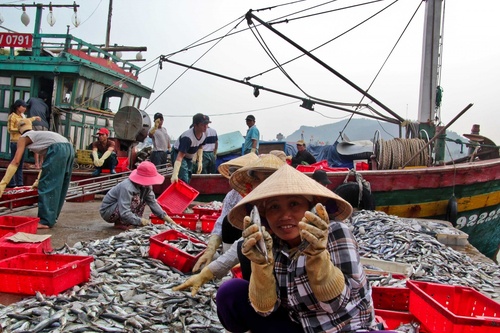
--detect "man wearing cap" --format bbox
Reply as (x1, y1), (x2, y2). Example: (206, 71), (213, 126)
(195, 115), (218, 174)
(91, 127), (118, 176)
(243, 115), (259, 155)
(100, 161), (174, 230)
(0, 118), (74, 229)
(171, 113), (209, 184)
(148, 112), (171, 169)
(291, 139), (316, 167)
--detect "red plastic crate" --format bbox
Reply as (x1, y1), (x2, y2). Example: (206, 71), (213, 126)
(200, 214), (218, 233)
(321, 167), (350, 172)
(0, 253), (93, 295)
(115, 157), (130, 173)
(0, 232), (53, 259)
(149, 230), (206, 273)
(296, 165), (317, 172)
(372, 286), (419, 330)
(149, 214), (165, 225)
(192, 204), (222, 217)
(407, 280), (500, 333)
(0, 216), (40, 237)
(0, 186), (38, 208)
(231, 264), (243, 279)
(157, 181), (199, 215)
(171, 213), (199, 231)
(310, 160), (329, 168)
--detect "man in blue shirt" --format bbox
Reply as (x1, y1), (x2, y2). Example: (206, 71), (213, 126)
(243, 115), (259, 155)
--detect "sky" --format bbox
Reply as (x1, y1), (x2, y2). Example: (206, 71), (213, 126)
(1, 0), (499, 144)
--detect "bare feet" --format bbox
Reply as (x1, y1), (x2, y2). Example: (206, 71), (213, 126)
(37, 223), (49, 229)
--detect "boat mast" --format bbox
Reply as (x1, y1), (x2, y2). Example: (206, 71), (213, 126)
(418, 0), (443, 130)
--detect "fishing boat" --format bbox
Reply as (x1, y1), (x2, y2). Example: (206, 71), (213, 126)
(156, 0), (500, 261)
(0, 2), (153, 179)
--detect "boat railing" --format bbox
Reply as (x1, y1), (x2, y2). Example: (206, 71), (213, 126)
(0, 32), (142, 77)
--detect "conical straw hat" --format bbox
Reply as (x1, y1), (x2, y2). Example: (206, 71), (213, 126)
(229, 154), (285, 196)
(228, 164), (353, 229)
(218, 152), (259, 179)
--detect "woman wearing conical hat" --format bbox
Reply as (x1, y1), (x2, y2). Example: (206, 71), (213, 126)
(174, 153), (286, 295)
(216, 164), (376, 333)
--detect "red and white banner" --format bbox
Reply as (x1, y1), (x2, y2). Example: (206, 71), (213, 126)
(0, 33), (33, 48)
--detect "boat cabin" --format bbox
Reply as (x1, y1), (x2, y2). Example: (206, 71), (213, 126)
(0, 28), (153, 160)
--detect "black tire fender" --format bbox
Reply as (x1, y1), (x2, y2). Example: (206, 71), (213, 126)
(446, 196), (458, 227)
(334, 182), (376, 210)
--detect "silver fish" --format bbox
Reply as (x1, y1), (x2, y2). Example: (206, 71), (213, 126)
(250, 205), (269, 264)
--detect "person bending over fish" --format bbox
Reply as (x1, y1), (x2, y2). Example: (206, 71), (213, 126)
(216, 164), (378, 333)
(99, 161), (174, 230)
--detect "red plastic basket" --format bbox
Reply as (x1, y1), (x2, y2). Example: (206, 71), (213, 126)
(149, 230), (206, 273)
(0, 253), (93, 295)
(115, 157), (130, 173)
(170, 213), (199, 231)
(0, 187), (38, 209)
(372, 286), (419, 330)
(149, 214), (164, 225)
(157, 181), (199, 215)
(407, 280), (500, 333)
(296, 165), (317, 172)
(200, 214), (218, 233)
(0, 216), (40, 237)
(192, 205), (222, 217)
(0, 232), (53, 260)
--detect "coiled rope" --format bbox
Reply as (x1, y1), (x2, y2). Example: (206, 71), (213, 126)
(375, 138), (430, 170)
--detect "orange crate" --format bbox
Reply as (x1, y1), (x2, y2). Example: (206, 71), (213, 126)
(0, 216), (40, 237)
(0, 186), (38, 209)
(200, 214), (218, 233)
(149, 230), (206, 273)
(407, 280), (500, 333)
(157, 181), (199, 214)
(0, 232), (53, 260)
(0, 253), (93, 295)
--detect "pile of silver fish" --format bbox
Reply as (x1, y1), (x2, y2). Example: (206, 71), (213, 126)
(349, 210), (500, 297)
(0, 210), (499, 332)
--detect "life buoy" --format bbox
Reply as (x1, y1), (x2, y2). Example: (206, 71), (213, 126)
(446, 196), (458, 227)
(334, 182), (375, 210)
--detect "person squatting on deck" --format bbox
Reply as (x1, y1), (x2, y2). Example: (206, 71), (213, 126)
(91, 127), (118, 176)
(148, 112), (171, 169)
(0, 118), (74, 229)
(99, 161), (174, 230)
(171, 113), (209, 184)
(217, 165), (377, 333)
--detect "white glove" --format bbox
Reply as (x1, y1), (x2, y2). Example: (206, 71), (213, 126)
(171, 160), (181, 183)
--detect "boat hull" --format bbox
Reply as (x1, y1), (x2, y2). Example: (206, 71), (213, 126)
(185, 158), (500, 260)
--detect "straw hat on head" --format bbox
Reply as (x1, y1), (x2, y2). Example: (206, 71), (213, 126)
(228, 164), (353, 230)
(269, 150), (287, 162)
(218, 153), (259, 179)
(229, 154), (285, 196)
